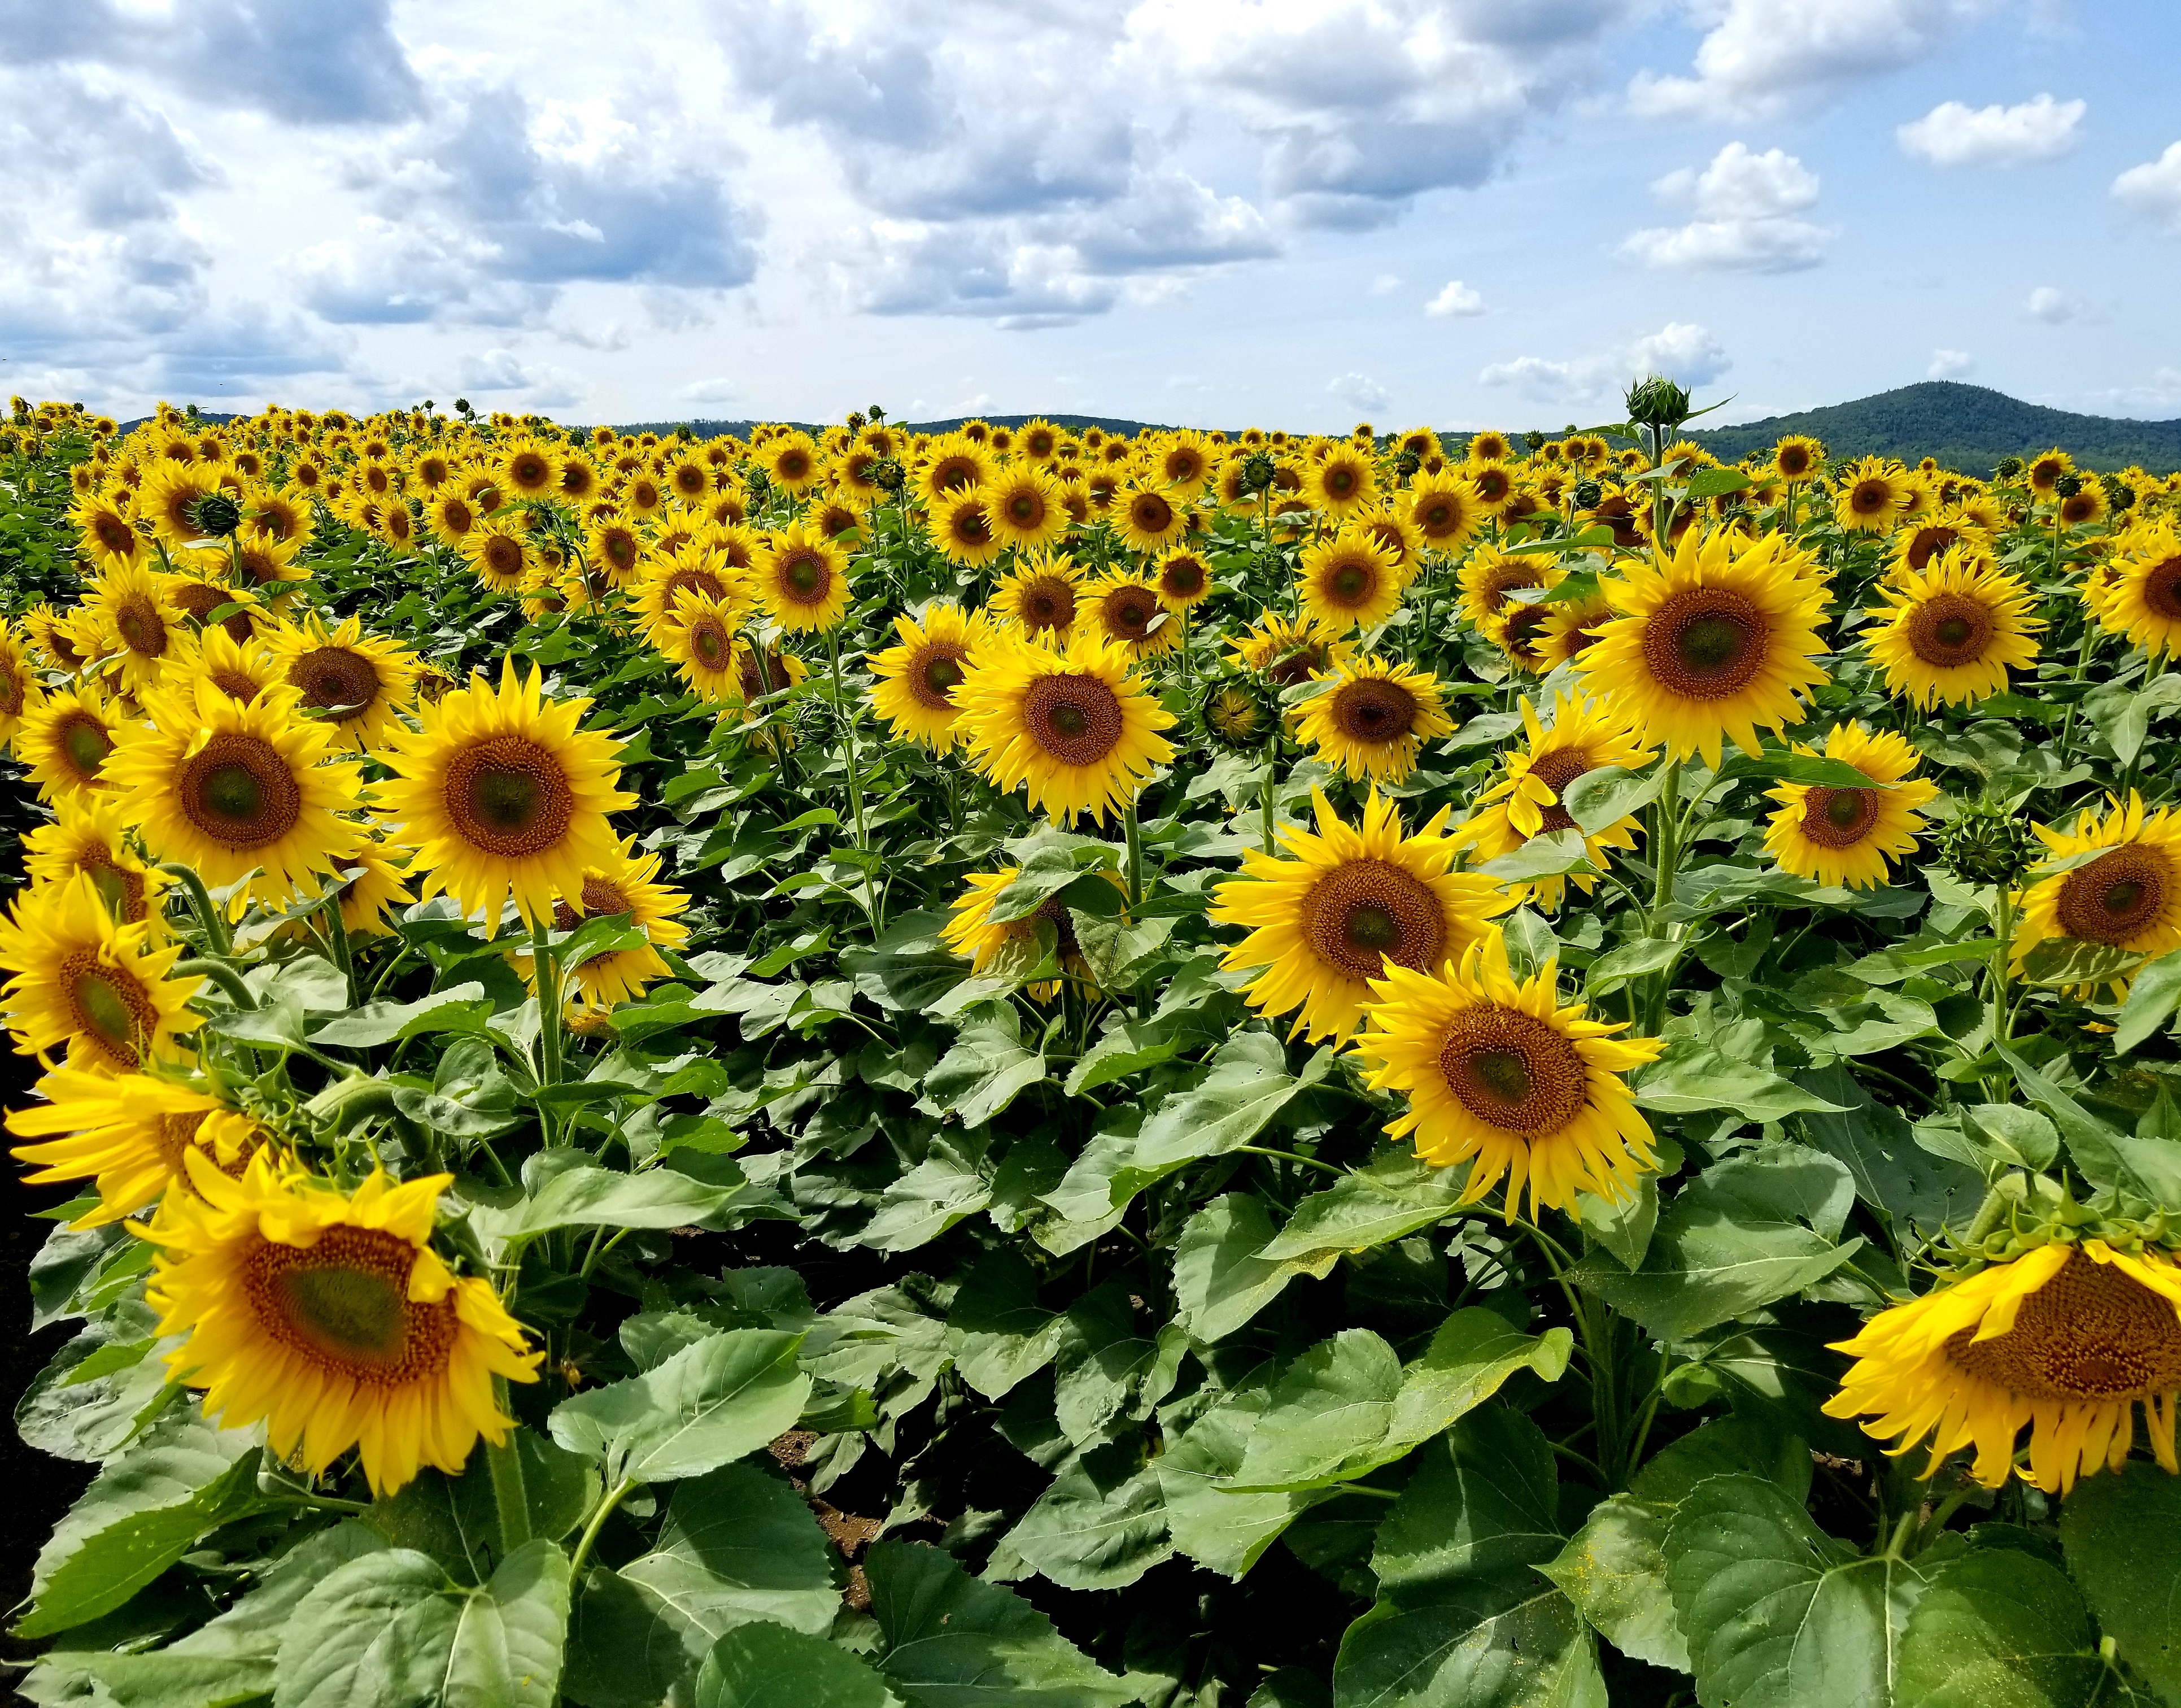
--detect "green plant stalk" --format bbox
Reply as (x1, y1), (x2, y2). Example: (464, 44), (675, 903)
(175, 957), (257, 1009)
(825, 624), (882, 931)
(162, 862), (233, 956)
(569, 1476), (636, 1580)
(1988, 885), (2014, 1055)
(1643, 760), (1684, 1032)
(1123, 800), (1144, 909)
(486, 1379), (532, 1554)
(320, 888), (356, 1009)
(530, 914), (564, 1093)
(1260, 752), (1280, 853)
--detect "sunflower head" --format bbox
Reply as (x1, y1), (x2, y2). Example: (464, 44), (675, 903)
(758, 525), (852, 631)
(1298, 528), (1404, 635)
(1194, 673), (1278, 753)
(1295, 655), (1454, 784)
(2013, 793), (2181, 997)
(868, 603), (991, 750)
(1762, 722), (1939, 891)
(991, 551), (1084, 640)
(0, 874), (203, 1071)
(1865, 546), (2043, 711)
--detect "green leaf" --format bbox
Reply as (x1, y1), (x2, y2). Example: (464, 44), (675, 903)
(2058, 1460), (2181, 1704)
(1635, 1047), (1850, 1120)
(549, 1330), (811, 1485)
(926, 1016), (1046, 1128)
(1795, 1068), (1981, 1235)
(1258, 1154), (1466, 1269)
(1004, 1453), (1174, 1590)
(840, 911), (972, 1013)
(858, 1140), (992, 1252)
(1686, 467), (1752, 499)
(272, 1540), (572, 1708)
(1133, 1031), (1332, 1171)
(472, 1165), (760, 1245)
(1331, 1584), (1606, 1708)
(1563, 764), (1666, 836)
(1382, 1311), (1574, 1471)
(1896, 1549), (2106, 1708)
(1157, 1391), (1329, 1579)
(862, 1540), (1135, 1708)
(948, 1249), (1067, 1400)
(1066, 1014), (1187, 1096)
(1666, 1474), (1921, 1708)
(2017, 938), (2149, 989)
(1071, 912), (1180, 990)
(1372, 1409), (1561, 1609)
(1584, 936), (1681, 994)
(20, 1416), (267, 1639)
(695, 1623), (902, 1708)
(1172, 1192), (1299, 1344)
(1476, 827), (1596, 883)
(2115, 948), (2181, 1055)
(307, 982), (492, 1047)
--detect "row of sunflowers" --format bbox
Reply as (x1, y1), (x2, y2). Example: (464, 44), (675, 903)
(1, 385), (2179, 1707)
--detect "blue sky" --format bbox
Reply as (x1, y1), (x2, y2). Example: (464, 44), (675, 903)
(2, 0), (2176, 433)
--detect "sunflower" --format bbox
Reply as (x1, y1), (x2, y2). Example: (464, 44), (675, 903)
(2088, 521), (2181, 659)
(73, 493), (150, 575)
(1576, 529), (1831, 768)
(2057, 483), (2108, 529)
(655, 591), (747, 703)
(758, 524), (852, 633)
(0, 623), (43, 746)
(1305, 447), (1376, 518)
(941, 866), (1120, 1003)
(374, 660), (634, 935)
(459, 518), (533, 594)
(1824, 1239), (2181, 1494)
(84, 561), (182, 693)
(226, 533), (309, 605)
(263, 615), (420, 754)
(634, 544), (754, 642)
(136, 460), (228, 549)
(138, 1154), (539, 1497)
(1456, 545), (1548, 629)
(1297, 528), (1404, 634)
(2025, 448), (2074, 498)
(1761, 724), (1937, 891)
(107, 680), (365, 907)
(21, 793), (167, 927)
(8, 1063), (261, 1228)
(1835, 457), (1913, 534)
(765, 432), (822, 495)
(317, 840), (416, 940)
(985, 467), (1068, 552)
(425, 490), (481, 547)
(932, 490), (1005, 570)
(1770, 436), (1824, 484)
(662, 453), (712, 507)
(1110, 482), (1187, 555)
(868, 604), (990, 750)
(1210, 786), (1512, 1043)
(511, 840), (691, 1009)
(2012, 793), (2181, 996)
(724, 638), (810, 724)
(1154, 547), (1214, 611)
(1084, 572), (1179, 660)
(914, 437), (993, 508)
(0, 874), (203, 1071)
(1889, 511), (1993, 580)
(23, 604), (95, 673)
(15, 682), (124, 802)
(1295, 655), (1453, 784)
(1451, 695), (1654, 912)
(989, 551), (1085, 640)
(586, 515), (645, 589)
(954, 631), (1176, 827)
(1355, 930), (1663, 1218)
(1865, 547), (2043, 709)
(1229, 612), (1355, 690)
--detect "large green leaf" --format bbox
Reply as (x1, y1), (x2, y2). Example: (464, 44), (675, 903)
(1372, 1409), (1561, 1609)
(1133, 1031), (1332, 1171)
(1171, 1192), (1300, 1344)
(1330, 1583), (1606, 1708)
(1257, 1154), (1467, 1270)
(470, 1164), (760, 1245)
(1635, 1048), (1849, 1121)
(857, 1140), (993, 1251)
(1895, 1549), (2108, 1708)
(549, 1330), (810, 1485)
(947, 1249), (1067, 1399)
(1003, 1451), (1174, 1590)
(1157, 1390), (1329, 1579)
(1796, 1067), (1981, 1234)
(2058, 1461), (2181, 1704)
(925, 1014), (1046, 1127)
(308, 982), (493, 1047)
(696, 1623), (903, 1708)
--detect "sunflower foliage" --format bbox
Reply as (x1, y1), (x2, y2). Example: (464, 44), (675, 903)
(1, 400), (2180, 1708)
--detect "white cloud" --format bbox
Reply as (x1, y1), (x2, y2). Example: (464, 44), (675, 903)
(1927, 348), (1974, 378)
(1425, 279), (1486, 317)
(2025, 285), (2077, 323)
(1327, 372), (1391, 413)
(1481, 321), (1730, 406)
(1619, 142), (1833, 272)
(2113, 141), (2181, 233)
(455, 348), (588, 407)
(675, 378), (742, 404)
(1368, 273), (1401, 295)
(1630, 0), (1996, 121)
(1898, 94), (2082, 166)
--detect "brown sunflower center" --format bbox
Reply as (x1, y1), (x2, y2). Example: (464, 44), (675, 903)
(152, 1110), (210, 1182)
(1904, 526), (1960, 571)
(93, 513), (137, 554)
(2056, 846), (2171, 944)
(178, 731), (304, 849)
(1436, 1005), (1589, 1135)
(1004, 489), (1045, 526)
(443, 735), (576, 859)
(930, 456), (979, 494)
(1330, 678), (1417, 746)
(666, 568), (727, 610)
(913, 644), (969, 709)
(1102, 586), (1159, 643)
(245, 1226), (458, 1384)
(1524, 747), (1594, 834)
(59, 946), (155, 1065)
(114, 594), (167, 659)
(2141, 556), (2181, 623)
(1023, 673), (1125, 767)
(1417, 496), (1462, 535)
(291, 647), (380, 717)
(1475, 469), (1510, 503)
(75, 847), (149, 924)
(1947, 1252), (2181, 1401)
(1298, 859), (1446, 979)
(1642, 587), (1770, 700)
(1478, 567), (1540, 616)
(779, 550), (832, 601)
(1850, 480), (1892, 515)
(1267, 641), (1327, 689)
(1500, 603), (1551, 661)
(1778, 447), (1812, 478)
(1905, 591), (1994, 666)
(950, 507), (993, 550)
(1799, 785), (1881, 848)
(1324, 556), (1380, 609)
(600, 529), (638, 572)
(690, 616), (731, 669)
(480, 534), (524, 579)
(1018, 576), (1076, 633)
(1131, 493), (1175, 534)
(58, 712), (114, 779)
(1162, 556), (1206, 599)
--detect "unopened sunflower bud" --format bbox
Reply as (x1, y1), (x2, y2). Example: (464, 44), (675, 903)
(1939, 802), (2038, 889)
(1393, 450), (1421, 479)
(1240, 451), (1277, 494)
(1624, 375), (1692, 432)
(1573, 480), (1603, 511)
(187, 491), (244, 537)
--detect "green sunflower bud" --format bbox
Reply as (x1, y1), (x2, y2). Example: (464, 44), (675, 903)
(1939, 801), (2039, 889)
(1195, 674), (1279, 754)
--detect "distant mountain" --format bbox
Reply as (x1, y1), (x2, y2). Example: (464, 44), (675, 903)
(1683, 382), (2181, 474)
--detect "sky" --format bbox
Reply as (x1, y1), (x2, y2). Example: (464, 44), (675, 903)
(2, 0), (2178, 434)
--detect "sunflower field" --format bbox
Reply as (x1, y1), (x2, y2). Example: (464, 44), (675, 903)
(2, 386), (2181, 1708)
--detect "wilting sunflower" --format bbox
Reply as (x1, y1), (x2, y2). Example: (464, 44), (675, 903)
(9, 1062), (261, 1228)
(1298, 528), (1404, 635)
(139, 1155), (539, 1497)
(1114, 482), (1189, 555)
(867, 604), (990, 750)
(985, 467), (1068, 552)
(932, 490), (1005, 570)
(1154, 547), (1214, 611)
(1452, 695), (1654, 912)
(2012, 793), (2181, 995)
(758, 524), (852, 633)
(459, 518), (533, 594)
(954, 631), (1176, 827)
(941, 866), (1122, 1003)
(990, 551), (1085, 640)
(1404, 476), (1479, 552)
(1229, 612), (1354, 690)
(16, 682), (124, 802)
(1763, 723), (1938, 891)
(1084, 572), (1179, 660)
(107, 679), (365, 907)
(1210, 786), (1512, 1043)
(1865, 547), (2043, 709)
(1835, 457), (1913, 534)
(1824, 1238), (2181, 1494)
(0, 874), (203, 1070)
(264, 614), (420, 754)
(1576, 529), (1831, 768)
(509, 839), (691, 1009)
(1306, 447), (1376, 518)
(374, 660), (634, 935)
(84, 561), (181, 693)
(22, 793), (166, 927)
(2088, 521), (2181, 659)
(1356, 930), (1663, 1217)
(1295, 655), (1453, 784)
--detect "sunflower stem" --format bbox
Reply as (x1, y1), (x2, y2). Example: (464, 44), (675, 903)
(486, 1389), (532, 1554)
(569, 1476), (635, 1581)
(1643, 760), (1684, 1031)
(175, 957), (258, 1010)
(321, 886), (356, 1009)
(824, 625), (881, 932)
(1260, 753), (1280, 853)
(162, 863), (233, 957)
(1123, 801), (1144, 909)
(1237, 1143), (1343, 1179)
(530, 914), (564, 1099)
(1988, 884), (2015, 1057)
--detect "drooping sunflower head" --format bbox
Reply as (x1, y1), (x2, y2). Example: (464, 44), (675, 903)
(1355, 928), (1663, 1218)
(0, 873), (203, 1071)
(1825, 1238), (2181, 1494)
(1297, 527), (1404, 635)
(1762, 721), (1939, 891)
(953, 630), (1178, 827)
(8, 1060), (267, 1230)
(867, 603), (991, 750)
(1295, 654), (1454, 784)
(374, 659), (635, 935)
(1085, 572), (1177, 659)
(990, 550), (1085, 640)
(1210, 786), (1513, 1043)
(263, 613), (421, 755)
(1865, 545), (2044, 711)
(2013, 792), (2181, 996)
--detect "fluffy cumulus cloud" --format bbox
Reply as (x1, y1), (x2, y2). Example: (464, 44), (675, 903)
(1619, 143), (1833, 272)
(1898, 94), (2084, 167)
(1479, 321), (1729, 407)
(1629, 0), (1996, 121)
(1425, 279), (1486, 317)
(1327, 372), (1391, 413)
(2025, 286), (2077, 324)
(2113, 142), (2181, 233)
(1927, 348), (1974, 379)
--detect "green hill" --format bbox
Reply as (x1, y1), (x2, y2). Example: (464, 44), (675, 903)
(1683, 382), (2181, 474)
